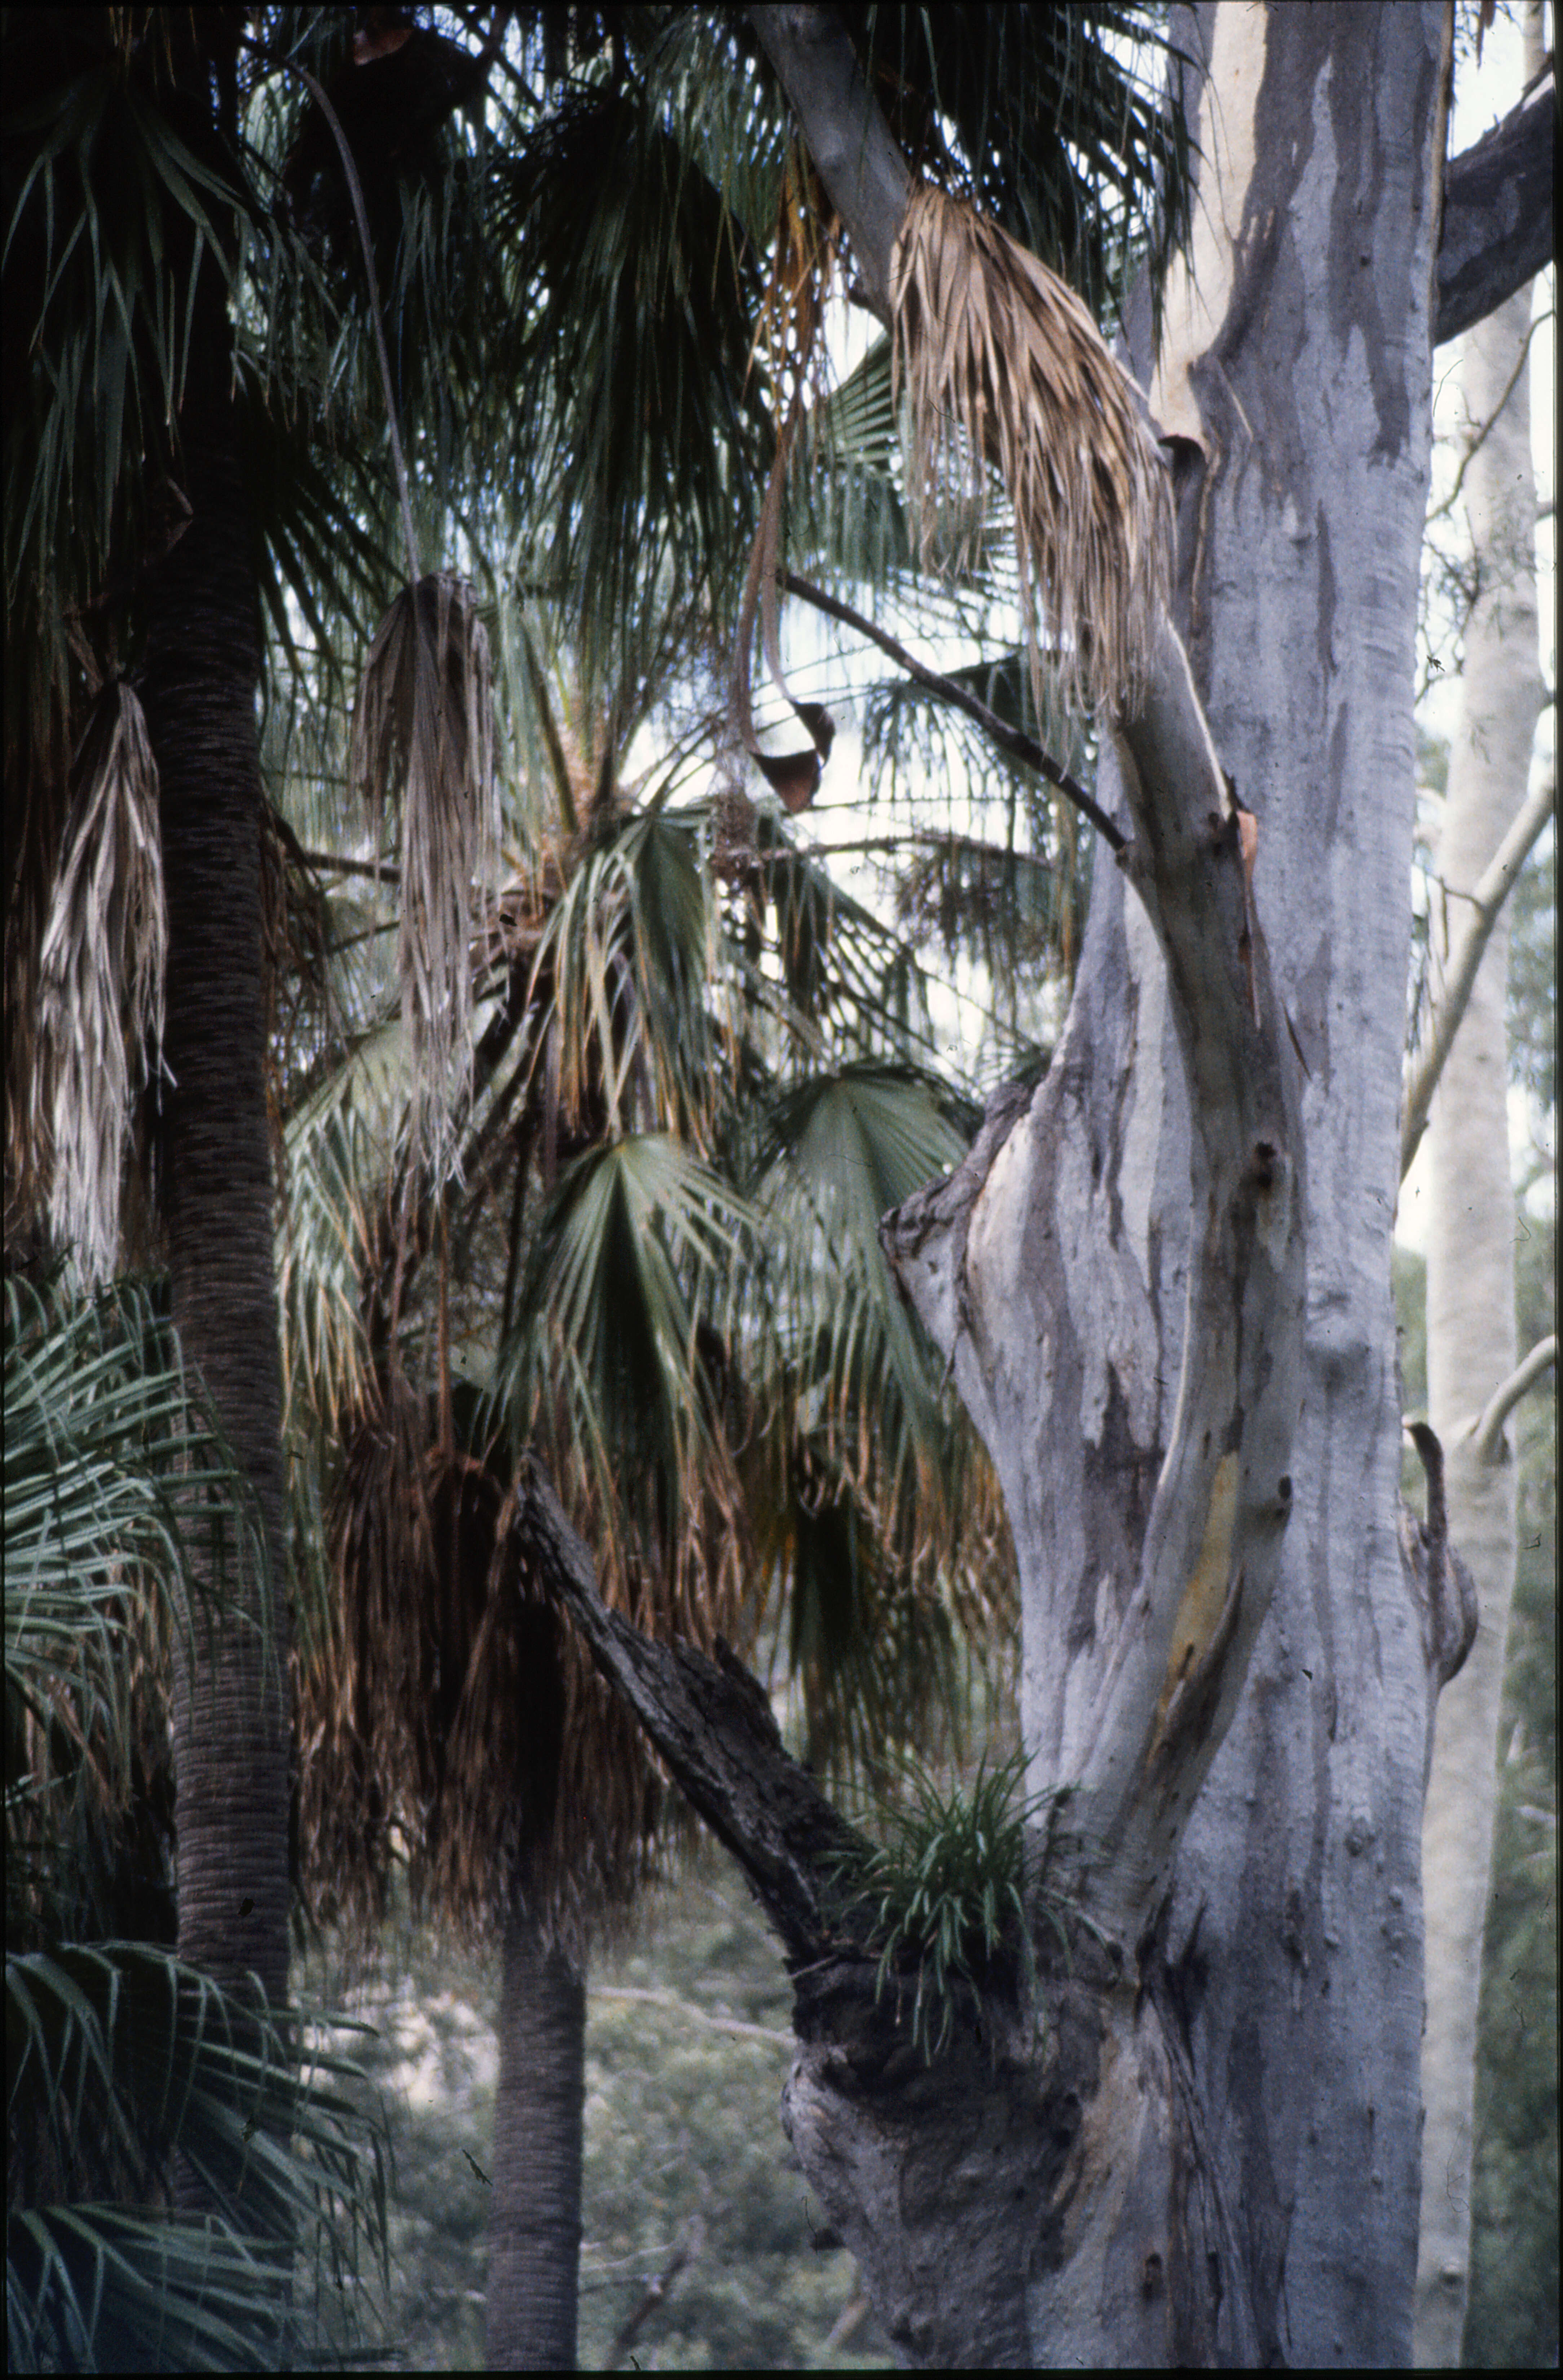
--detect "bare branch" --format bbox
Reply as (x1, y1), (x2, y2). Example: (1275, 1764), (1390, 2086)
(1469, 1334), (1558, 1462)
(1435, 74), (1555, 346)
(1401, 768), (1555, 1180)
(781, 572), (1128, 852)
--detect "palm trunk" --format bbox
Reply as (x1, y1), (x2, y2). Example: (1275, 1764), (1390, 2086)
(486, 1906), (587, 2370)
(140, 401), (292, 2028)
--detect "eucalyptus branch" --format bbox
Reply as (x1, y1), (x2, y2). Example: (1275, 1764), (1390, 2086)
(780, 572), (1128, 854)
(1425, 309), (1548, 529)
(1469, 1334), (1557, 1462)
(298, 846), (403, 884)
(1400, 768), (1555, 1180)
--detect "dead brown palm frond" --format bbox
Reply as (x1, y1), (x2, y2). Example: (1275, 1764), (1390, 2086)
(890, 182), (1171, 723)
(33, 681), (166, 1286)
(434, 1477), (668, 1958)
(295, 1373), (439, 1940)
(347, 573), (498, 1177)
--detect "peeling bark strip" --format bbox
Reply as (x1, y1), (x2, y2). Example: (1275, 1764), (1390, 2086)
(1399, 1422), (1479, 1699)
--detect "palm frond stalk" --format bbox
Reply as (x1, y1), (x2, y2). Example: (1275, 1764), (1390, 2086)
(890, 181), (1171, 722)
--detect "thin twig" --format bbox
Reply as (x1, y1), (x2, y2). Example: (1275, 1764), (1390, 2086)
(1401, 769), (1555, 1179)
(1469, 1334), (1557, 1462)
(780, 571), (1128, 853)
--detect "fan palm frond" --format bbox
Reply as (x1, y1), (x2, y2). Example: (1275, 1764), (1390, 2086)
(5, 1278), (267, 1739)
(847, 3), (1191, 330)
(7, 1944), (390, 2374)
(486, 71), (772, 708)
(536, 807), (721, 1156)
(890, 181), (1171, 723)
(5, 1278), (389, 2372)
(505, 1135), (751, 1536)
(748, 1065), (964, 1515)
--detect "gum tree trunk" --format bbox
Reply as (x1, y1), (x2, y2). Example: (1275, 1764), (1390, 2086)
(752, 5), (1459, 2362)
(1413, 237), (1542, 2368)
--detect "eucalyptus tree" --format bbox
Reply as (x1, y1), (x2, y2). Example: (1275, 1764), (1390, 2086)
(497, 4), (1557, 2364)
(1412, 66), (1552, 2348)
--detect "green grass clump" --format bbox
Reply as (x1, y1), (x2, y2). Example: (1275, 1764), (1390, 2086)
(836, 1753), (1074, 2063)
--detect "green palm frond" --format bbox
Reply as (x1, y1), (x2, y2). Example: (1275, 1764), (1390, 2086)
(503, 1135), (751, 1548)
(486, 68), (772, 708)
(753, 1061), (965, 1255)
(748, 1064), (964, 1510)
(4, 1278), (269, 1733)
(4, 1271), (273, 1952)
(7, 1943), (390, 2374)
(844, 3), (1191, 329)
(5, 1275), (390, 2372)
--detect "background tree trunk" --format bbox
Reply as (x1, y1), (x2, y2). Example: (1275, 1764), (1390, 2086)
(141, 400), (293, 2025)
(1413, 186), (1543, 2376)
(486, 1907), (587, 2370)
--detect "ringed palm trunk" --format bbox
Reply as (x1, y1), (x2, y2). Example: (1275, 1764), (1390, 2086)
(140, 401), (293, 2050)
(486, 1906), (587, 2370)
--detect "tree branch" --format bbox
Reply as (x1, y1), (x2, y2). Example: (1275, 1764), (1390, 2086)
(1400, 769), (1555, 1180)
(1469, 1333), (1558, 1462)
(513, 1459), (862, 1963)
(781, 572), (1128, 852)
(1434, 74), (1555, 348)
(746, 5), (910, 319)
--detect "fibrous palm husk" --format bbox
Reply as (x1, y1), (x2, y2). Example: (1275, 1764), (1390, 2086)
(347, 573), (497, 1178)
(34, 680), (166, 1286)
(890, 182), (1171, 724)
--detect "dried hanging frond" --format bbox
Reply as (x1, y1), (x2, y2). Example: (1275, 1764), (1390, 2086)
(34, 681), (166, 1286)
(347, 573), (498, 1177)
(890, 182), (1171, 722)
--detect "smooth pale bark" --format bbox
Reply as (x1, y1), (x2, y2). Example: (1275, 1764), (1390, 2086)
(750, 4), (1458, 2363)
(1413, 254), (1542, 2363)
(486, 1908), (587, 2371)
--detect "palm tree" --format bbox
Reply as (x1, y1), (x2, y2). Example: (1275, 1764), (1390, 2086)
(4, 1270), (388, 2370)
(279, 650), (1004, 2359)
(7, 9), (1184, 2361)
(3, 6), (491, 2257)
